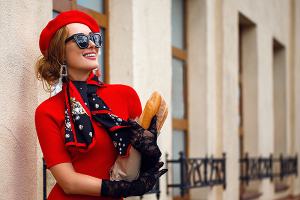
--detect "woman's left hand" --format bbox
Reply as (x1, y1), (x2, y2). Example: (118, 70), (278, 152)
(101, 161), (167, 198)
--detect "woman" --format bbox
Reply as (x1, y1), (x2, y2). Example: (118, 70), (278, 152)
(35, 10), (166, 199)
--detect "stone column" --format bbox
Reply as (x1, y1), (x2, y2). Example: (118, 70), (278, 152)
(109, 1), (172, 200)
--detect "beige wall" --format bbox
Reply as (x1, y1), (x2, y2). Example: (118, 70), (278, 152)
(0, 0), (52, 199)
(293, 0), (300, 196)
(238, 0), (296, 199)
(187, 0), (299, 200)
(109, 0), (172, 200)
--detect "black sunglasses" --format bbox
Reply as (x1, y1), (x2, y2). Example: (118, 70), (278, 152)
(65, 33), (102, 49)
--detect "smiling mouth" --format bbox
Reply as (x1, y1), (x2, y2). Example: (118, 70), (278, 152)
(84, 53), (96, 57)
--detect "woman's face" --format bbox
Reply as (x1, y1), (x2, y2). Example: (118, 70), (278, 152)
(65, 23), (99, 81)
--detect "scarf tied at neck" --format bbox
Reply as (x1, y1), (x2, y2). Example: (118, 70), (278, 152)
(64, 73), (132, 157)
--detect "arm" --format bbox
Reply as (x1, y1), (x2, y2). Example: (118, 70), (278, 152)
(36, 101), (102, 196)
(49, 163), (102, 196)
(49, 161), (167, 198)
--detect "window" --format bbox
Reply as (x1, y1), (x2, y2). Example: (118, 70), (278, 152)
(238, 13), (260, 197)
(273, 39), (287, 189)
(171, 0), (188, 198)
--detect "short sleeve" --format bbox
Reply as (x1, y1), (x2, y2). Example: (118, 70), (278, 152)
(35, 100), (71, 168)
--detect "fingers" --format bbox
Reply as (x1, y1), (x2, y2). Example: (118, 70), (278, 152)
(144, 161), (164, 174)
(140, 161), (168, 180)
(156, 161), (164, 169)
(148, 115), (158, 136)
(153, 161), (167, 178)
(154, 169), (168, 179)
(127, 118), (135, 125)
(134, 116), (140, 124)
(149, 115), (157, 129)
(128, 118), (143, 130)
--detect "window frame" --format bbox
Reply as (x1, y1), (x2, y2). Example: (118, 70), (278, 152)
(171, 0), (189, 199)
(172, 1), (188, 153)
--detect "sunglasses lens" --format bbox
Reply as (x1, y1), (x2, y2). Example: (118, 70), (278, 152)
(75, 35), (89, 49)
(92, 34), (102, 48)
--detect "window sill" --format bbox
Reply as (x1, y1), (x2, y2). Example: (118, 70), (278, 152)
(275, 184), (289, 193)
(241, 191), (263, 200)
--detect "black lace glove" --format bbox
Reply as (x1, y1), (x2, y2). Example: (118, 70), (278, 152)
(101, 161), (167, 199)
(128, 116), (161, 172)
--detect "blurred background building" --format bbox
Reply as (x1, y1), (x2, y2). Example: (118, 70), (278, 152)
(0, 0), (299, 200)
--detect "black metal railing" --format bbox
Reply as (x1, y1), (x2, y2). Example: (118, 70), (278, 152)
(166, 152), (226, 197)
(278, 154), (298, 180)
(43, 158), (47, 200)
(141, 180), (160, 200)
(239, 153), (298, 185)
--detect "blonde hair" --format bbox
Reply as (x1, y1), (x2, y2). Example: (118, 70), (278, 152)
(35, 26), (69, 92)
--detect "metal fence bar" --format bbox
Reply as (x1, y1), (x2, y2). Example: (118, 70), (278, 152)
(43, 158), (47, 200)
(240, 153), (298, 185)
(166, 152), (226, 197)
(140, 179), (160, 200)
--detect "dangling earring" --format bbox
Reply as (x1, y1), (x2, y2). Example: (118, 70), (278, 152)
(60, 62), (68, 78)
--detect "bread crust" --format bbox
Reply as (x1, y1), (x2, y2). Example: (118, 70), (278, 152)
(156, 97), (168, 131)
(140, 91), (168, 131)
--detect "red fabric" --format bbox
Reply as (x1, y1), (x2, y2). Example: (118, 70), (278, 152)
(39, 10), (100, 55)
(35, 84), (142, 200)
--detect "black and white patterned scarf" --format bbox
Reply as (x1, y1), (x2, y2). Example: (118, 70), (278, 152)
(64, 73), (131, 157)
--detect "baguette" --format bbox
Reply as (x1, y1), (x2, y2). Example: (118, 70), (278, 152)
(140, 91), (168, 131)
(156, 97), (168, 131)
(110, 91), (168, 182)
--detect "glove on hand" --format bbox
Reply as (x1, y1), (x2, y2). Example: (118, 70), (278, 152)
(128, 115), (162, 172)
(101, 161), (167, 199)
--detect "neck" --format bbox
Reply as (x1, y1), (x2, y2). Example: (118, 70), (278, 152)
(68, 69), (92, 81)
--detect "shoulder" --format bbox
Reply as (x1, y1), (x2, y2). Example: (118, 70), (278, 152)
(103, 84), (136, 92)
(98, 84), (139, 98)
(35, 90), (65, 118)
(99, 84), (142, 118)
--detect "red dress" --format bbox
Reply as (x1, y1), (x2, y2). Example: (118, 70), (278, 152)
(35, 84), (142, 200)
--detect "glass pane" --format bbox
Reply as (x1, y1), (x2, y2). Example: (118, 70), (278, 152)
(172, 129), (186, 196)
(77, 0), (104, 14)
(52, 11), (62, 95)
(172, 0), (185, 49)
(53, 10), (60, 19)
(238, 83), (242, 128)
(172, 57), (186, 119)
(94, 27), (105, 83)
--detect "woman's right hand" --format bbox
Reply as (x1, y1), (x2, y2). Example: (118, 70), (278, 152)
(128, 116), (161, 158)
(128, 115), (162, 172)
(101, 161), (167, 199)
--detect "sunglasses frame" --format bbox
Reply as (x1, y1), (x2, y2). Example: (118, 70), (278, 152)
(65, 33), (102, 49)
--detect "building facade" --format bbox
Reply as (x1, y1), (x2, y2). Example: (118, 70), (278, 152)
(0, 0), (299, 200)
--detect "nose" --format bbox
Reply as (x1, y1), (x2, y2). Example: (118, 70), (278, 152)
(88, 39), (96, 49)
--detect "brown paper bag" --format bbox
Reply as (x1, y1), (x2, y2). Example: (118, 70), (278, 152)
(109, 147), (141, 181)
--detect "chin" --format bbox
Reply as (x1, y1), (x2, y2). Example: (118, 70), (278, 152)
(83, 62), (99, 70)
(90, 64), (99, 70)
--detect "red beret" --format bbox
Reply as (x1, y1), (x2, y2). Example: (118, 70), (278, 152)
(39, 10), (100, 55)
